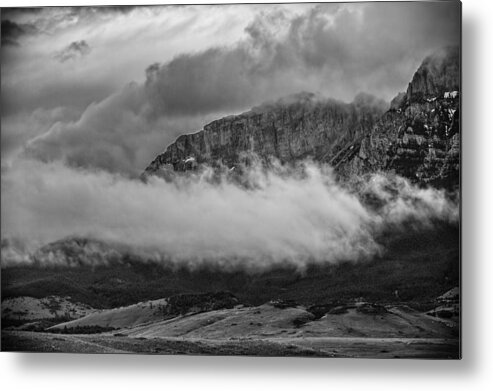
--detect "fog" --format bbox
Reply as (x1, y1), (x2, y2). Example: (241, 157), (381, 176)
(1, 158), (458, 270)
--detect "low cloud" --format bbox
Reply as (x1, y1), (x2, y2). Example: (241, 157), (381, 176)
(54, 40), (91, 63)
(1, 158), (458, 270)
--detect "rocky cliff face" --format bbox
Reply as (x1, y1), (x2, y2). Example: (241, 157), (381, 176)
(143, 92), (387, 176)
(144, 46), (460, 189)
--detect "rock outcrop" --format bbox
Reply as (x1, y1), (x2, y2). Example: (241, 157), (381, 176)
(144, 46), (460, 189)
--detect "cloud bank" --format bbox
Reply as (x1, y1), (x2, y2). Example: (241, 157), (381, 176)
(1, 158), (458, 270)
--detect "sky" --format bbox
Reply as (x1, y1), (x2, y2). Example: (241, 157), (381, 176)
(0, 2), (461, 265)
(1, 2), (461, 175)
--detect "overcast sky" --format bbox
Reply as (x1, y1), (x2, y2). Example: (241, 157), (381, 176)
(1, 2), (460, 175)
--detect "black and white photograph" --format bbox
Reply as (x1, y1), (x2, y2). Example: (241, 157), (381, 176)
(1, 1), (461, 359)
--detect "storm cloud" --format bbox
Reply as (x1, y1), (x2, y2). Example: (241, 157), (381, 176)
(144, 2), (461, 116)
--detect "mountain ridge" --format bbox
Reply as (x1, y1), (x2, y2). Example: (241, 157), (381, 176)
(143, 92), (388, 176)
(143, 46), (460, 189)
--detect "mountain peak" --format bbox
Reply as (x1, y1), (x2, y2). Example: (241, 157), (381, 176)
(406, 45), (460, 103)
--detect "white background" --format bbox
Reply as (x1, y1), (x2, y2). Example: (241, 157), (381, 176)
(0, 0), (491, 390)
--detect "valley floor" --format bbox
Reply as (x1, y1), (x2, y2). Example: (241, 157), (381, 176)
(1, 294), (461, 358)
(1, 331), (459, 359)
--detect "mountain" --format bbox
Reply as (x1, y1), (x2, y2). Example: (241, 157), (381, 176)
(143, 46), (460, 189)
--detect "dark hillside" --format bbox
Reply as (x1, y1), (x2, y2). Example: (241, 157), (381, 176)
(2, 223), (458, 309)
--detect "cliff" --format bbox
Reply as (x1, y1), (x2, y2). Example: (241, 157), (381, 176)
(143, 92), (387, 176)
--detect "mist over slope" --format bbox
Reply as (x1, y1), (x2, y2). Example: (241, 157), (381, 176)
(1, 218), (459, 309)
(1, 156), (458, 270)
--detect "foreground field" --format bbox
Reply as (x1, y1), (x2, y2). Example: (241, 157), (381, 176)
(1, 331), (459, 358)
(2, 298), (460, 358)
